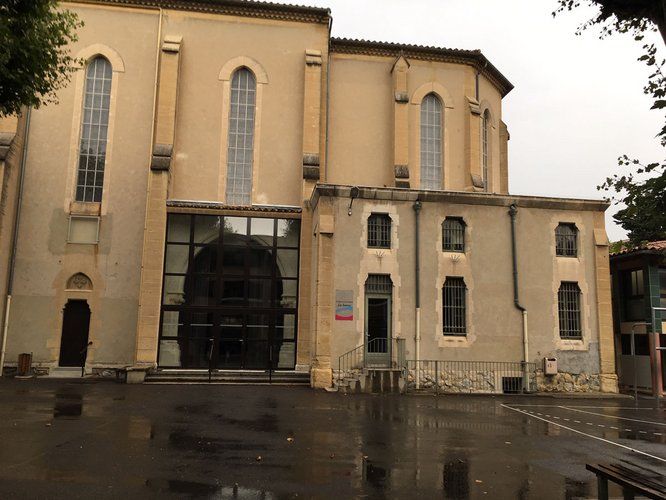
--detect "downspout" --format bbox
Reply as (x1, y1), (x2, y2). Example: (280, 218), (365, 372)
(413, 200), (422, 389)
(323, 11), (332, 183)
(0, 108), (31, 376)
(508, 204), (529, 390)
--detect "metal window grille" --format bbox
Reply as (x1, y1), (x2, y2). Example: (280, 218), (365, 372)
(76, 57), (112, 203)
(558, 282), (582, 339)
(481, 110), (489, 191)
(420, 94), (443, 190)
(225, 68), (256, 205)
(368, 214), (391, 248)
(442, 218), (465, 252)
(365, 274), (393, 294)
(555, 223), (577, 257)
(443, 277), (466, 335)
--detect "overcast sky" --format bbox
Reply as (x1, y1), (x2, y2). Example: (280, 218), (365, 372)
(299, 0), (663, 241)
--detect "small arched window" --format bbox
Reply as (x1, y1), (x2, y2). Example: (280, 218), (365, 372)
(481, 109), (490, 191)
(76, 56), (112, 203)
(420, 93), (443, 190)
(555, 223), (578, 257)
(225, 68), (257, 205)
(442, 217), (465, 252)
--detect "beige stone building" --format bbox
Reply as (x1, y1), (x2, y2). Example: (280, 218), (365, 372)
(0, 0), (617, 392)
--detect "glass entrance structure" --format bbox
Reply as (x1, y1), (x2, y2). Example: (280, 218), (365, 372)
(158, 213), (300, 370)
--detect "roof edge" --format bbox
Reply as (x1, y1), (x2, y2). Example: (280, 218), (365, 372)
(310, 184), (609, 212)
(65, 0), (331, 24)
(330, 38), (513, 97)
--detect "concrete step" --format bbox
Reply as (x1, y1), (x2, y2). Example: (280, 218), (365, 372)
(45, 367), (84, 379)
(145, 370), (310, 385)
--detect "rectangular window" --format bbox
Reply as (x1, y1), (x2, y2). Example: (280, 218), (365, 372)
(555, 223), (578, 257)
(67, 216), (100, 244)
(659, 268), (666, 309)
(367, 214), (391, 249)
(442, 217), (465, 252)
(443, 277), (466, 335)
(558, 282), (582, 339)
(158, 214), (301, 370)
(622, 269), (645, 321)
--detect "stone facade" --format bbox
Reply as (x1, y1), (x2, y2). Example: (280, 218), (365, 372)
(0, 0), (617, 393)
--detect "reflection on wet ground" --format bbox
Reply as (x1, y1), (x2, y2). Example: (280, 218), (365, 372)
(0, 379), (664, 499)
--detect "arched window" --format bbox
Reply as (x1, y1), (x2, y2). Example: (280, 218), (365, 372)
(555, 223), (578, 257)
(442, 217), (465, 252)
(225, 68), (256, 205)
(420, 93), (443, 190)
(481, 109), (490, 191)
(76, 56), (112, 202)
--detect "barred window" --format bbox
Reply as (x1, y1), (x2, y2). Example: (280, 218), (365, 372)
(481, 109), (489, 191)
(443, 277), (466, 335)
(365, 274), (392, 294)
(225, 68), (256, 205)
(558, 282), (582, 339)
(442, 217), (465, 252)
(420, 93), (443, 190)
(555, 223), (578, 257)
(76, 57), (112, 203)
(368, 214), (391, 249)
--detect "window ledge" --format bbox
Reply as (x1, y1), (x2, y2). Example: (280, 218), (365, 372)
(70, 201), (101, 216)
(556, 338), (588, 351)
(438, 335), (472, 348)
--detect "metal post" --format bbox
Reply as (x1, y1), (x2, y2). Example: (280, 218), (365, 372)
(650, 308), (666, 403)
(435, 361), (439, 395)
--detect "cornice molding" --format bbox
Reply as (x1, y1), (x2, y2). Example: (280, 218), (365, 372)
(65, 0), (331, 24)
(310, 184), (609, 213)
(331, 38), (513, 97)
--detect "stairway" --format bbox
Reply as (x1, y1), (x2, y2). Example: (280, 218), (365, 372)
(337, 368), (405, 394)
(144, 369), (310, 385)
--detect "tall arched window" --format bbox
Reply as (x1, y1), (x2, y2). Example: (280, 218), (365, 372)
(420, 93), (443, 190)
(481, 109), (490, 191)
(225, 68), (256, 205)
(76, 56), (112, 202)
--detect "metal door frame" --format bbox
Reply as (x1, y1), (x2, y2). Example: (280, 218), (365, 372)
(364, 291), (392, 367)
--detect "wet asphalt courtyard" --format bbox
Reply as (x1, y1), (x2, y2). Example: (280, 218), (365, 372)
(0, 380), (664, 499)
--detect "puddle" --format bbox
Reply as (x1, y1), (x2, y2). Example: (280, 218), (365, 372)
(145, 478), (276, 498)
(53, 392), (83, 418)
(443, 458), (469, 499)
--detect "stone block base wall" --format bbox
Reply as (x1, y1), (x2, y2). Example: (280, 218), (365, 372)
(536, 370), (602, 393)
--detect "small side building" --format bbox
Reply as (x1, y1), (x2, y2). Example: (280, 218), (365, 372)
(610, 241), (666, 396)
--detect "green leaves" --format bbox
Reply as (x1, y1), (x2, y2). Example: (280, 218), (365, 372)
(600, 156), (666, 244)
(0, 0), (82, 116)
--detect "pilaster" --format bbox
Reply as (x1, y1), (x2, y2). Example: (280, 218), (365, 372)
(134, 35), (182, 367)
(499, 120), (509, 194)
(302, 49), (322, 182)
(465, 96), (483, 191)
(592, 216), (619, 393)
(392, 55), (410, 188)
(310, 197), (334, 388)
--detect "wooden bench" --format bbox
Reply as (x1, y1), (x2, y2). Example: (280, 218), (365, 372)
(587, 463), (666, 500)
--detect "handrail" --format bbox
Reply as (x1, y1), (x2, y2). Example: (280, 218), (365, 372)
(337, 337), (407, 382)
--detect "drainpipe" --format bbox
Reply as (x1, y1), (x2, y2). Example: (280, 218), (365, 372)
(413, 200), (422, 389)
(508, 204), (529, 390)
(0, 108), (31, 376)
(323, 12), (332, 183)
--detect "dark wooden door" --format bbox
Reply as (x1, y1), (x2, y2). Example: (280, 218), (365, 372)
(59, 300), (91, 367)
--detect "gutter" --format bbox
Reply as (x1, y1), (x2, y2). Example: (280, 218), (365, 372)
(0, 108), (31, 376)
(413, 200), (422, 389)
(508, 204), (529, 391)
(323, 11), (332, 183)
